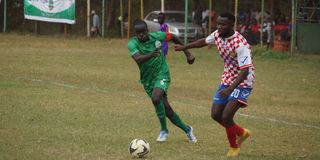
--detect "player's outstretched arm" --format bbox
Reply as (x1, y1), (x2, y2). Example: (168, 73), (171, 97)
(174, 38), (207, 51)
(132, 51), (160, 65)
(170, 34), (195, 64)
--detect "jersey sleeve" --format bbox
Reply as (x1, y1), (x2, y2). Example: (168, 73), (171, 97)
(127, 39), (139, 56)
(235, 44), (253, 69)
(165, 32), (172, 41)
(205, 33), (216, 45)
(154, 32), (172, 42)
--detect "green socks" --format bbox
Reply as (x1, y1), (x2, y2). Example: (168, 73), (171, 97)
(170, 112), (190, 133)
(154, 101), (190, 133)
(154, 101), (168, 132)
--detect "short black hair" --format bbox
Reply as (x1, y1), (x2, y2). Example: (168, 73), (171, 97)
(158, 12), (165, 19)
(219, 12), (235, 23)
(134, 19), (148, 30)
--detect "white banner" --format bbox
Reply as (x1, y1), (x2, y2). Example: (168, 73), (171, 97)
(24, 0), (75, 24)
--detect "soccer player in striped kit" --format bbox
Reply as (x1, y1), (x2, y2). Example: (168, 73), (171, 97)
(175, 12), (255, 157)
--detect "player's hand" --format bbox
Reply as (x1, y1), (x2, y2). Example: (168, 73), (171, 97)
(174, 44), (185, 51)
(219, 88), (232, 98)
(187, 55), (195, 64)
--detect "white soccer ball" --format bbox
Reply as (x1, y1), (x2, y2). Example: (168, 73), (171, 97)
(129, 138), (150, 158)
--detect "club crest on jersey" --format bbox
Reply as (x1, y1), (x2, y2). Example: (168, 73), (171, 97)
(241, 90), (250, 98)
(155, 40), (162, 49)
(160, 79), (166, 85)
(240, 56), (248, 65)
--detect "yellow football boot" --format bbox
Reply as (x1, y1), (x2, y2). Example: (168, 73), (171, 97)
(227, 147), (240, 157)
(237, 128), (251, 146)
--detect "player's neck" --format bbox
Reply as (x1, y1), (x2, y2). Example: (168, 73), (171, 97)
(221, 30), (235, 39)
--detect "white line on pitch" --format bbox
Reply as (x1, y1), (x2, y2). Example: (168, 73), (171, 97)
(15, 76), (320, 130)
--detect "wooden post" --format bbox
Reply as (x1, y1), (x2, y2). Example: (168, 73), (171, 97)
(120, 0), (124, 38)
(64, 24), (68, 36)
(290, 0), (297, 54)
(34, 21), (39, 34)
(270, 0), (274, 19)
(3, 0), (6, 32)
(209, 0), (212, 34)
(102, 0), (105, 37)
(87, 0), (91, 37)
(161, 0), (165, 12)
(127, 0), (131, 39)
(184, 0), (188, 45)
(260, 0), (265, 47)
(234, 0), (238, 30)
(140, 0), (144, 19)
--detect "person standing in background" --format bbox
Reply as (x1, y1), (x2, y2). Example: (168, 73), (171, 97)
(158, 13), (169, 57)
(202, 6), (210, 36)
(91, 10), (101, 37)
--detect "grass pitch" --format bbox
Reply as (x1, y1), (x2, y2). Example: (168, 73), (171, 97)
(0, 34), (320, 160)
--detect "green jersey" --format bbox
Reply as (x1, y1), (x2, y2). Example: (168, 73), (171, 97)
(128, 32), (170, 84)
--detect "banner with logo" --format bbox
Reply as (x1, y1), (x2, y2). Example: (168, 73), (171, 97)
(24, 0), (75, 24)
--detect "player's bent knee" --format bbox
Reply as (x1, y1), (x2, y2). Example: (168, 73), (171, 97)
(211, 112), (220, 121)
(222, 113), (233, 123)
(151, 96), (162, 105)
(211, 107), (222, 121)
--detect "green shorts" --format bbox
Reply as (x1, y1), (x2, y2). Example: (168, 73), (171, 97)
(143, 78), (170, 97)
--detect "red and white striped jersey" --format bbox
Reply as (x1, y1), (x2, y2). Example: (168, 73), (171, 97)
(205, 30), (255, 88)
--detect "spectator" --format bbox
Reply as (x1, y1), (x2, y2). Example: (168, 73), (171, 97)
(91, 10), (101, 37)
(247, 19), (260, 45)
(192, 5), (202, 26)
(157, 12), (169, 57)
(202, 6), (210, 36)
(297, 8), (306, 23)
(210, 9), (217, 31)
(264, 17), (274, 50)
(251, 8), (260, 23)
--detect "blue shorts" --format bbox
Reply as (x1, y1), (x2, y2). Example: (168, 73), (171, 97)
(212, 84), (252, 107)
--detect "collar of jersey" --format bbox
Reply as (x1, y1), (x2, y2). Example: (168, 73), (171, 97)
(221, 31), (237, 40)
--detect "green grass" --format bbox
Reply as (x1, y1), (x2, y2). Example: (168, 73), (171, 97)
(0, 33), (320, 160)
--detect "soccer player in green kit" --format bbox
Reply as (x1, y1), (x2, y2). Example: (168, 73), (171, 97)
(128, 19), (197, 143)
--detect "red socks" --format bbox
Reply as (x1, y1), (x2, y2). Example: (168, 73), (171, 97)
(233, 124), (244, 136)
(225, 124), (244, 148)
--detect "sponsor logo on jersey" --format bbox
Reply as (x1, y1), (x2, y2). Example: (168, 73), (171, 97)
(241, 90), (250, 98)
(160, 79), (166, 86)
(240, 56), (248, 65)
